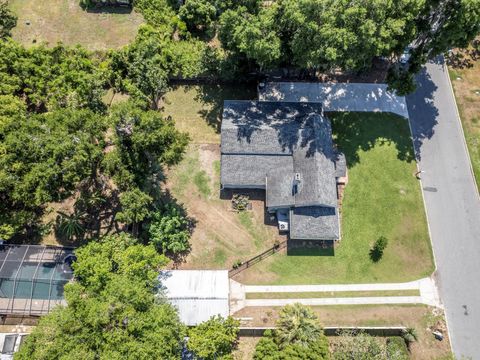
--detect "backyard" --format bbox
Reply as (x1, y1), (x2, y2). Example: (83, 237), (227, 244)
(8, 0), (144, 49)
(164, 86), (434, 284)
(449, 57), (480, 191)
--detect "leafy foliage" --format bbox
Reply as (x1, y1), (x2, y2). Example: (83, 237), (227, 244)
(15, 234), (185, 360)
(386, 337), (409, 360)
(148, 204), (191, 254)
(332, 331), (385, 360)
(369, 236), (388, 262)
(0, 1), (16, 39)
(0, 40), (106, 112)
(179, 0), (217, 33)
(187, 315), (240, 360)
(254, 304), (329, 360)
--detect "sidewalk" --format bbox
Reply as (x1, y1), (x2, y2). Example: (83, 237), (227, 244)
(230, 277), (442, 313)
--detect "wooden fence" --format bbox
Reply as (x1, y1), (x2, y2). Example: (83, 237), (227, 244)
(228, 240), (287, 277)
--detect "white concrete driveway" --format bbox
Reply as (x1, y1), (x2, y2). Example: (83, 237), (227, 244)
(259, 82), (409, 118)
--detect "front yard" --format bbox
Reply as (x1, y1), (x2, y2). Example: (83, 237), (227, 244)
(164, 86), (434, 284)
(233, 305), (452, 360)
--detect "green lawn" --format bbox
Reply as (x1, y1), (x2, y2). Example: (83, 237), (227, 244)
(236, 112), (434, 285)
(245, 289), (420, 299)
(449, 60), (480, 191)
(163, 84), (257, 144)
(9, 0), (144, 50)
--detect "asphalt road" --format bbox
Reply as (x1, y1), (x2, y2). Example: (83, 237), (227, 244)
(406, 59), (480, 359)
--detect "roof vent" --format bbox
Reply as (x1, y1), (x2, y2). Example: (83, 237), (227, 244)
(294, 173), (301, 182)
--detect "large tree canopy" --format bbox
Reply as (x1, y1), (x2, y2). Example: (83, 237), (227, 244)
(15, 234), (186, 360)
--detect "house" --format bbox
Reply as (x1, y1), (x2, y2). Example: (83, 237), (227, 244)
(220, 101), (346, 242)
(159, 270), (229, 326)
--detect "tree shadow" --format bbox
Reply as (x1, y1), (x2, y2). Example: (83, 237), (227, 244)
(189, 83), (257, 133)
(83, 5), (133, 14)
(406, 64), (440, 161)
(329, 112), (416, 167)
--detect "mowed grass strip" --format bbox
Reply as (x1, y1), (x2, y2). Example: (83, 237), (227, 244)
(237, 112), (433, 285)
(9, 0), (143, 50)
(449, 60), (480, 191)
(245, 289), (420, 299)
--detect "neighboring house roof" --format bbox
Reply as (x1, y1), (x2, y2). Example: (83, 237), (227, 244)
(220, 101), (341, 240)
(159, 270), (229, 326)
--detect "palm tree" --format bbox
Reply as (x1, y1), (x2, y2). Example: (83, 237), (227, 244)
(57, 211), (85, 240)
(276, 303), (322, 348)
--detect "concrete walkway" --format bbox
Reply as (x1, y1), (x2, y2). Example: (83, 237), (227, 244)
(259, 82), (409, 118)
(230, 277), (441, 313)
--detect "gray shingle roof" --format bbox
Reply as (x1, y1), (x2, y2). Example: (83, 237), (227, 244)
(221, 154), (293, 187)
(220, 100), (341, 240)
(266, 168), (295, 208)
(290, 207), (340, 240)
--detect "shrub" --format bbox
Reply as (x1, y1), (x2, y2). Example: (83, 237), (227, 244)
(148, 203), (191, 254)
(386, 337), (409, 359)
(187, 316), (240, 360)
(370, 236), (388, 262)
(401, 327), (418, 348)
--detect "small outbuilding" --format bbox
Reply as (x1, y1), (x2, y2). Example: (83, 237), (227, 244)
(159, 270), (229, 326)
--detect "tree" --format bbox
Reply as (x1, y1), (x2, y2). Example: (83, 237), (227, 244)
(276, 303), (323, 347)
(0, 40), (106, 112)
(218, 7), (281, 70)
(179, 0), (217, 32)
(254, 304), (329, 360)
(0, 108), (107, 240)
(15, 234), (186, 360)
(115, 188), (153, 236)
(187, 315), (240, 360)
(148, 204), (191, 254)
(369, 236), (388, 262)
(0, 1), (16, 39)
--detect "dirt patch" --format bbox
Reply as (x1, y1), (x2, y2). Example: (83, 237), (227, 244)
(234, 336), (260, 360)
(234, 305), (451, 360)
(166, 144), (285, 270)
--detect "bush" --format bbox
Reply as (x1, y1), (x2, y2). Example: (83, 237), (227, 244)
(187, 316), (239, 360)
(179, 0), (217, 32)
(386, 337), (409, 359)
(370, 236), (388, 262)
(147, 203), (191, 254)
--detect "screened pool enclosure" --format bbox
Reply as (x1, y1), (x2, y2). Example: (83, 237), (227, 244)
(0, 245), (74, 316)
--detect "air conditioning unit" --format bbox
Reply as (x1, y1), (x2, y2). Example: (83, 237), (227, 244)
(279, 223), (287, 231)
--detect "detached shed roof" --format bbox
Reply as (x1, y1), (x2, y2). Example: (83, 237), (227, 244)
(159, 270), (229, 326)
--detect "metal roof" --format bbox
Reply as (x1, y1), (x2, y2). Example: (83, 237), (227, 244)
(159, 270), (229, 326)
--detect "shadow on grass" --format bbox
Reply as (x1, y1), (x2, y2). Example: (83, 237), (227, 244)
(329, 112), (416, 167)
(83, 5), (133, 14)
(190, 83), (257, 133)
(287, 241), (335, 256)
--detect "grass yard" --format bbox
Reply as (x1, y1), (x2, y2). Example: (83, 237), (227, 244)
(449, 60), (480, 191)
(234, 305), (452, 360)
(245, 289), (420, 299)
(163, 84), (257, 144)
(235, 112), (434, 285)
(9, 0), (144, 49)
